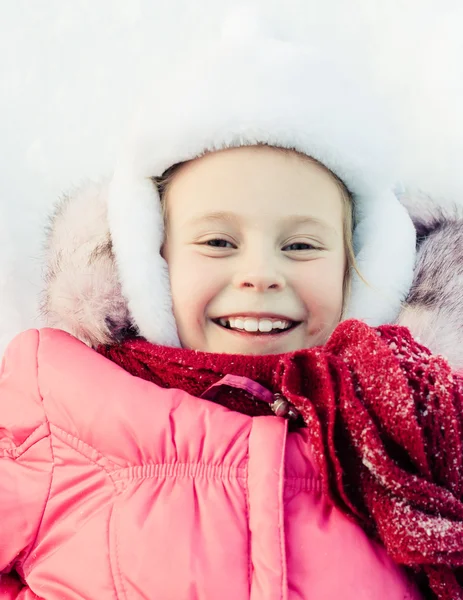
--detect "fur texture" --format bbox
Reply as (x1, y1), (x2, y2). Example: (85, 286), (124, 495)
(41, 182), (136, 348)
(42, 183), (463, 371)
(397, 190), (463, 370)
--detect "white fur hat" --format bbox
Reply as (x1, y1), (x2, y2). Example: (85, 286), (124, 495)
(107, 18), (416, 347)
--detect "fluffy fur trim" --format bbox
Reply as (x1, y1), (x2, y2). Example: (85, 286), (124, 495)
(41, 182), (136, 348)
(397, 189), (463, 370)
(108, 25), (416, 346)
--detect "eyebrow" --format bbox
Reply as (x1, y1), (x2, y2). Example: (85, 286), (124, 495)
(189, 211), (237, 225)
(189, 211), (337, 234)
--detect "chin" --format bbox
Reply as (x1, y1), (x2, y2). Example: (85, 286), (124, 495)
(208, 334), (309, 356)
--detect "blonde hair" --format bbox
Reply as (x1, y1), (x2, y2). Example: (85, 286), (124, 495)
(152, 146), (361, 314)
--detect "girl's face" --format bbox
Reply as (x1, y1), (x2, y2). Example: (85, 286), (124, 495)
(162, 145), (347, 355)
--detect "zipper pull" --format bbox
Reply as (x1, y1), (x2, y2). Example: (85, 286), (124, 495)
(201, 375), (300, 421)
(271, 393), (300, 420)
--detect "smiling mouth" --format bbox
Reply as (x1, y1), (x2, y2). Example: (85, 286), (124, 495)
(212, 316), (301, 335)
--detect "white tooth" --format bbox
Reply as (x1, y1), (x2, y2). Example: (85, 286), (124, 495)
(230, 317), (244, 329)
(244, 318), (259, 332)
(258, 319), (273, 332)
(219, 318), (228, 327)
(235, 317), (244, 329)
(272, 320), (292, 330)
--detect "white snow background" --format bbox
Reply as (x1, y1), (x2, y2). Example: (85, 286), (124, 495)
(1, 0), (463, 354)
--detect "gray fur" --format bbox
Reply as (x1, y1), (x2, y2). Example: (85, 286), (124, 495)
(398, 190), (463, 370)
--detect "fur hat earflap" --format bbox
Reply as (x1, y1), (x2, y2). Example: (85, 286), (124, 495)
(41, 181), (136, 348)
(398, 188), (463, 370)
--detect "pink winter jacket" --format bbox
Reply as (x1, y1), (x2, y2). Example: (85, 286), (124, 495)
(0, 327), (420, 599)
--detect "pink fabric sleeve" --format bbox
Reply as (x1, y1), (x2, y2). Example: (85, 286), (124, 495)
(0, 331), (53, 587)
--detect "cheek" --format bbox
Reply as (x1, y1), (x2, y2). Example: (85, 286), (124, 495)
(167, 252), (226, 325)
(295, 258), (345, 314)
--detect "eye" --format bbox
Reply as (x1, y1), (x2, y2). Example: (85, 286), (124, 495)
(204, 238), (235, 249)
(283, 242), (318, 251)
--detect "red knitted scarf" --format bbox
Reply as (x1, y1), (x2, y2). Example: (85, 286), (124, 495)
(98, 319), (463, 599)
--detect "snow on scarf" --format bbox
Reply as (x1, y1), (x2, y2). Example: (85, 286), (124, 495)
(98, 319), (463, 599)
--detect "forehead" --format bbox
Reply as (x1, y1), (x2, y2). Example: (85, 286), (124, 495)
(165, 145), (345, 226)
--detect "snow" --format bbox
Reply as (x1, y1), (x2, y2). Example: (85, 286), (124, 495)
(2, 0), (463, 355)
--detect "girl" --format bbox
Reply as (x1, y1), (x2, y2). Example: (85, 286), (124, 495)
(1, 21), (462, 600)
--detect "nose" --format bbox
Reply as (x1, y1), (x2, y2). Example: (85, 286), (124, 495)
(232, 262), (286, 292)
